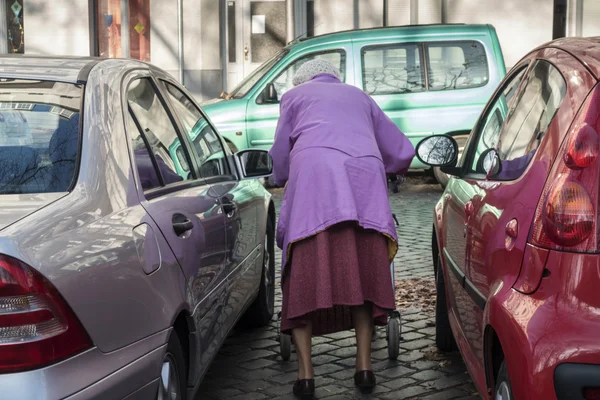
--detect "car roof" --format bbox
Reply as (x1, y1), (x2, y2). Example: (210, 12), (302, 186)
(288, 23), (493, 47)
(0, 55), (141, 84)
(544, 37), (600, 80)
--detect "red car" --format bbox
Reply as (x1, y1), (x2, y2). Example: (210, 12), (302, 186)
(416, 37), (600, 400)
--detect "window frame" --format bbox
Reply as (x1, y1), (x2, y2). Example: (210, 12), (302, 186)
(123, 72), (206, 200)
(458, 62), (532, 180)
(424, 40), (490, 91)
(360, 42), (426, 95)
(256, 48), (348, 105)
(156, 78), (238, 185)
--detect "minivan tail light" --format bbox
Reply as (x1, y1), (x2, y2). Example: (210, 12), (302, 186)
(0, 255), (92, 373)
(530, 84), (600, 252)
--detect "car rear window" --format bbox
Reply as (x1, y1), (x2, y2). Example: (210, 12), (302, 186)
(0, 79), (82, 194)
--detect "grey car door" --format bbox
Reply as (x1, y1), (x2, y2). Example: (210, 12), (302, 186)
(157, 80), (264, 327)
(124, 74), (231, 375)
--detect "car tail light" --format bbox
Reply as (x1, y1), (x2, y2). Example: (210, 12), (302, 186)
(530, 84), (600, 252)
(584, 388), (600, 400)
(0, 255), (92, 373)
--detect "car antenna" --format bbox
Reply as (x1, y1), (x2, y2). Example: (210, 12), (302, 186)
(288, 22), (323, 45)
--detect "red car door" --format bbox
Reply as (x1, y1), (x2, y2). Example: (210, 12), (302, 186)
(463, 48), (594, 387)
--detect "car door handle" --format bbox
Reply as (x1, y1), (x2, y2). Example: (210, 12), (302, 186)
(172, 215), (194, 237)
(222, 202), (237, 215)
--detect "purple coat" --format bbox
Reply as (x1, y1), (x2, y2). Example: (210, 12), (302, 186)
(269, 74), (415, 274)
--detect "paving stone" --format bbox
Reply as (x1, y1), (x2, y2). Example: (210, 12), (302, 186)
(197, 180), (478, 399)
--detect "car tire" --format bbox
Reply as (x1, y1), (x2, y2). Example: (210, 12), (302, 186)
(242, 216), (275, 327)
(435, 254), (457, 352)
(226, 141), (238, 154)
(157, 332), (187, 400)
(494, 361), (513, 400)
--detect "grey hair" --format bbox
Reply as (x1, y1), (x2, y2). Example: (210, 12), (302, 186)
(292, 59), (341, 86)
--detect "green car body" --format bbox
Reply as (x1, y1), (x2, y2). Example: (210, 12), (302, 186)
(202, 24), (506, 169)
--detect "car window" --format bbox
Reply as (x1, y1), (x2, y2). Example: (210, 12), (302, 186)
(362, 43), (424, 95)
(126, 110), (161, 191)
(160, 81), (231, 180)
(491, 60), (566, 180)
(229, 49), (289, 99)
(467, 66), (528, 173)
(0, 80), (82, 194)
(271, 50), (346, 100)
(127, 78), (192, 186)
(426, 41), (489, 90)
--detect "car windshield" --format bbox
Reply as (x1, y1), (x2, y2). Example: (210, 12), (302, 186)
(0, 79), (82, 195)
(228, 49), (289, 99)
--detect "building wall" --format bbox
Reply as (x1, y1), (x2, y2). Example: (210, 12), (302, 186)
(582, 0), (600, 37)
(445, 0), (553, 68)
(24, 0), (90, 56)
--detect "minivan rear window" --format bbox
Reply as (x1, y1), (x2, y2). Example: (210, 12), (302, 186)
(426, 41), (489, 90)
(0, 80), (82, 195)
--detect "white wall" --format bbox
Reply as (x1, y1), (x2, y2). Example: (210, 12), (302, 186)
(582, 0), (600, 37)
(445, 0), (554, 68)
(24, 0), (91, 56)
(150, 0), (179, 74)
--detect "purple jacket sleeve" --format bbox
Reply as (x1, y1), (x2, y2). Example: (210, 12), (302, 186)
(269, 96), (293, 187)
(371, 99), (415, 175)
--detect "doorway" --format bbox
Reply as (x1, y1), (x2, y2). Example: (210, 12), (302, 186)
(225, 0), (287, 92)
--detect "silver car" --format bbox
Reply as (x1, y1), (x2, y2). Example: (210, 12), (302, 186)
(0, 56), (276, 400)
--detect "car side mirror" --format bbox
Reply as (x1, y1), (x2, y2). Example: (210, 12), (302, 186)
(262, 83), (278, 104)
(478, 148), (502, 177)
(236, 149), (273, 179)
(416, 135), (459, 167)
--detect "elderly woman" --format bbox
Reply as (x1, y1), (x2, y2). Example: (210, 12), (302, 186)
(269, 59), (414, 399)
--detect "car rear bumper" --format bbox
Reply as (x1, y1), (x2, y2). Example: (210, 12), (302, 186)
(0, 329), (169, 400)
(554, 363), (600, 400)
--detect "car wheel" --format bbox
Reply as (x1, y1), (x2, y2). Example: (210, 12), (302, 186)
(242, 216), (275, 327)
(157, 333), (187, 400)
(435, 254), (457, 351)
(495, 361), (513, 400)
(432, 134), (469, 189)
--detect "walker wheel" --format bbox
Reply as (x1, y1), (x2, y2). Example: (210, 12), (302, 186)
(387, 317), (400, 360)
(280, 333), (292, 361)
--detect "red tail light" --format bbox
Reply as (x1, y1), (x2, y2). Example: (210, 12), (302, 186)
(0, 255), (92, 373)
(530, 84), (600, 252)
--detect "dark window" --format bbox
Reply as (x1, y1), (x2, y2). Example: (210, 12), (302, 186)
(7, 0), (24, 53)
(362, 44), (424, 95)
(0, 80), (82, 194)
(127, 78), (192, 186)
(306, 0), (315, 37)
(160, 81), (231, 181)
(467, 66), (527, 173)
(227, 1), (236, 63)
(127, 110), (161, 191)
(272, 50), (346, 100)
(493, 60), (566, 180)
(426, 41), (489, 90)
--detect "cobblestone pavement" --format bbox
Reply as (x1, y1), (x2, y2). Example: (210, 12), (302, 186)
(198, 176), (480, 399)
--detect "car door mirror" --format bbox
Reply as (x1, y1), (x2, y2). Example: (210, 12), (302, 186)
(416, 135), (459, 167)
(478, 148), (502, 177)
(236, 149), (273, 179)
(262, 83), (278, 104)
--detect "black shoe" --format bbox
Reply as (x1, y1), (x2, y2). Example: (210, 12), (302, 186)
(354, 370), (376, 393)
(293, 379), (315, 399)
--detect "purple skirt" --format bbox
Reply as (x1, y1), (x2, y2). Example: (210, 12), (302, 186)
(281, 221), (396, 336)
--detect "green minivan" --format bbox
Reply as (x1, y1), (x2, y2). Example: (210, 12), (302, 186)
(202, 23), (506, 177)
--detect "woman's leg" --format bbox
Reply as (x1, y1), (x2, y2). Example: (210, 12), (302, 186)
(352, 304), (374, 371)
(292, 321), (314, 379)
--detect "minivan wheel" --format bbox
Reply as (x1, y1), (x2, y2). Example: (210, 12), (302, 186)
(242, 217), (275, 327)
(494, 361), (513, 400)
(157, 333), (187, 400)
(435, 254), (457, 352)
